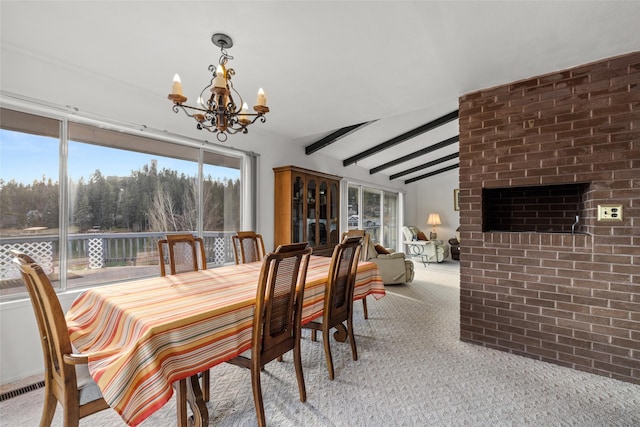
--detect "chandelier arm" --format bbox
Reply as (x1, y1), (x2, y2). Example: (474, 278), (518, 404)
(199, 77), (216, 108)
(224, 126), (243, 135)
(226, 114), (264, 132)
(196, 120), (220, 134)
(226, 94), (238, 114)
(226, 78), (241, 113)
(172, 103), (211, 116)
(252, 115), (267, 124)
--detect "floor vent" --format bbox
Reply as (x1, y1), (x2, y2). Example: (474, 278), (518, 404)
(0, 381), (45, 401)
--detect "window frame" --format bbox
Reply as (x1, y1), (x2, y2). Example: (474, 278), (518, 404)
(0, 101), (256, 300)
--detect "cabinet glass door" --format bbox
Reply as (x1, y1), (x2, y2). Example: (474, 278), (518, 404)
(292, 175), (304, 243)
(318, 181), (328, 245)
(306, 179), (316, 248)
(329, 182), (339, 245)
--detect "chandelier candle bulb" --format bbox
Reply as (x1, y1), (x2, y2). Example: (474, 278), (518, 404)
(256, 88), (267, 106)
(171, 74), (183, 95)
(213, 65), (226, 88)
(239, 103), (251, 124)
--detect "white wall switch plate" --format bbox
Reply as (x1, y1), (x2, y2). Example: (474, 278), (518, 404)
(597, 204), (623, 221)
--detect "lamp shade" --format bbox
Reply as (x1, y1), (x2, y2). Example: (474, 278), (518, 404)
(427, 213), (441, 225)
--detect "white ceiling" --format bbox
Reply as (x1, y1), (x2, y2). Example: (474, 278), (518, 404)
(2, 1), (639, 183)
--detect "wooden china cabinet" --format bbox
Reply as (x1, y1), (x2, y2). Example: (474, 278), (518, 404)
(273, 165), (341, 256)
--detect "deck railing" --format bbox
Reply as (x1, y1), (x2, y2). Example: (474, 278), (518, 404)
(0, 231), (237, 297)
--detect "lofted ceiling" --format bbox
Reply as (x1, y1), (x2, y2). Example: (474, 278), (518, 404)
(1, 1), (639, 184)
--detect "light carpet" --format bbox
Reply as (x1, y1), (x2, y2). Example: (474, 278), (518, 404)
(1, 261), (639, 426)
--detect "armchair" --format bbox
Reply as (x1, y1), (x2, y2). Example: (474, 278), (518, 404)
(362, 234), (414, 284)
(402, 226), (450, 265)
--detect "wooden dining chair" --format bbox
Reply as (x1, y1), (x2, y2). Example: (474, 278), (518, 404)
(232, 231), (267, 264)
(227, 242), (311, 427)
(303, 235), (362, 380)
(10, 250), (110, 427)
(157, 233), (207, 276)
(157, 233), (210, 400)
(342, 229), (370, 319)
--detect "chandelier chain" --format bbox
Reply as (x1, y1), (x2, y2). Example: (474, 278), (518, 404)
(218, 45), (234, 65)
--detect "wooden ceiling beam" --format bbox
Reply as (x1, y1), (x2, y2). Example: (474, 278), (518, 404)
(404, 163), (459, 184)
(369, 135), (458, 175)
(342, 110), (458, 167)
(390, 152), (459, 180)
(305, 121), (373, 155)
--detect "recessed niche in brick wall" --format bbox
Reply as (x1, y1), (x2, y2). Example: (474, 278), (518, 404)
(482, 183), (589, 233)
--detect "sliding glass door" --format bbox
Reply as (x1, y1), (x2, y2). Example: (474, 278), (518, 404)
(383, 192), (399, 249)
(347, 183), (401, 249)
(363, 187), (381, 242)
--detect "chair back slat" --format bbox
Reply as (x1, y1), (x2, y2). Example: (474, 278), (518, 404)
(254, 242), (310, 364)
(325, 236), (361, 326)
(341, 229), (369, 261)
(158, 234), (206, 276)
(226, 242), (311, 425)
(300, 236), (362, 380)
(232, 231), (267, 264)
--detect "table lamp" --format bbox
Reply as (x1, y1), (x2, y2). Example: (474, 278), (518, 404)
(427, 213), (441, 239)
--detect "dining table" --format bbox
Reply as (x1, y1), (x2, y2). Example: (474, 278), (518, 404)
(65, 255), (385, 426)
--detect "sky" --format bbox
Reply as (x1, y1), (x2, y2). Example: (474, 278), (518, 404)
(0, 129), (240, 185)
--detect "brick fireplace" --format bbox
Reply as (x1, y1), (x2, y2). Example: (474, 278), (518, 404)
(458, 51), (639, 384)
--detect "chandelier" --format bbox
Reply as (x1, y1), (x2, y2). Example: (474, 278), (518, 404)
(168, 33), (269, 142)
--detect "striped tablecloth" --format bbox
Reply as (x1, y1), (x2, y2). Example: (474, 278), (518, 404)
(66, 256), (384, 426)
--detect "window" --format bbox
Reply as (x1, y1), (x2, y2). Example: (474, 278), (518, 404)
(202, 152), (242, 264)
(0, 109), (61, 295)
(0, 107), (250, 298)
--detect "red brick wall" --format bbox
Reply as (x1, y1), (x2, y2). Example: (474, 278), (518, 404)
(458, 51), (640, 384)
